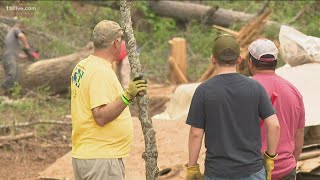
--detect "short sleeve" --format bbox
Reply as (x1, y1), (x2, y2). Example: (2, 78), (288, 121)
(258, 84), (276, 119)
(89, 70), (114, 109)
(186, 86), (205, 129)
(297, 96), (306, 129)
(13, 28), (22, 38)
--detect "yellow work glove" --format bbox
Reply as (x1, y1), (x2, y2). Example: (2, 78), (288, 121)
(263, 151), (278, 180)
(122, 78), (147, 102)
(184, 164), (204, 180)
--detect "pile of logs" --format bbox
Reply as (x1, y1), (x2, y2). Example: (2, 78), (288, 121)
(197, 9), (273, 81)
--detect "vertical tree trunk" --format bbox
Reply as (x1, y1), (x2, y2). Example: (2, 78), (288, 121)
(120, 1), (159, 180)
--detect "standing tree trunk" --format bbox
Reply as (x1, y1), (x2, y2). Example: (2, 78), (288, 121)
(120, 1), (159, 180)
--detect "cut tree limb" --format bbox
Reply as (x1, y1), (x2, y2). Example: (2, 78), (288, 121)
(198, 64), (215, 82)
(0, 132), (34, 146)
(212, 25), (239, 37)
(120, 1), (159, 180)
(168, 57), (188, 84)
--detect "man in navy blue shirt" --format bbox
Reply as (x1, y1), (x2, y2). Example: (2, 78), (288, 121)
(184, 34), (280, 180)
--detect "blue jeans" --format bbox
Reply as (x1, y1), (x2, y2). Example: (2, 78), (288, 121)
(205, 167), (266, 180)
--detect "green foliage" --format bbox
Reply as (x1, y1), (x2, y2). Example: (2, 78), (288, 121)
(184, 21), (219, 81)
(35, 124), (48, 137)
(16, 1), (320, 81)
(0, 93), (70, 125)
(132, 2), (177, 80)
(9, 82), (23, 99)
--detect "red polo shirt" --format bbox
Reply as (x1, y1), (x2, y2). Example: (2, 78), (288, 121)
(253, 72), (305, 180)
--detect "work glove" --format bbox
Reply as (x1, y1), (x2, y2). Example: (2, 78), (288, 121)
(184, 163), (204, 180)
(122, 76), (147, 102)
(23, 48), (40, 61)
(263, 151), (278, 180)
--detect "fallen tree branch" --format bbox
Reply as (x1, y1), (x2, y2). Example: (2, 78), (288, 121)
(212, 25), (239, 37)
(168, 57), (188, 84)
(0, 132), (34, 145)
(120, 1), (159, 179)
(0, 120), (72, 131)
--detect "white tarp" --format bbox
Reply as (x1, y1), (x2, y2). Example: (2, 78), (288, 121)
(152, 83), (200, 121)
(276, 63), (320, 127)
(154, 64), (320, 127)
(279, 25), (320, 66)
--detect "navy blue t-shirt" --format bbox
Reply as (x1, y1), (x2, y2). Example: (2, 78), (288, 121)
(186, 73), (275, 178)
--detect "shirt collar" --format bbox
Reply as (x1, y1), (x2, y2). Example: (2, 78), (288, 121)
(89, 55), (112, 68)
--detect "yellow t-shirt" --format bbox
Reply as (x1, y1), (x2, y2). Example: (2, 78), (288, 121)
(71, 55), (133, 159)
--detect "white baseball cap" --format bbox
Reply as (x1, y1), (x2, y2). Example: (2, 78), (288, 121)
(248, 39), (278, 62)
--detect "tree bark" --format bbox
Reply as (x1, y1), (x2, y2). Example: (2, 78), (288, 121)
(0, 48), (92, 94)
(120, 1), (159, 180)
(149, 1), (279, 28)
(149, 1), (252, 27)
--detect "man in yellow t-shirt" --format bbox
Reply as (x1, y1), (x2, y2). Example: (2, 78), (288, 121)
(70, 20), (147, 180)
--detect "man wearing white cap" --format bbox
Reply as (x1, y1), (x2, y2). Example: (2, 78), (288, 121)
(248, 39), (306, 180)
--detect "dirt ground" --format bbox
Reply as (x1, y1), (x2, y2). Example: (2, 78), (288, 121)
(0, 125), (71, 180)
(38, 118), (206, 180)
(0, 85), (178, 180)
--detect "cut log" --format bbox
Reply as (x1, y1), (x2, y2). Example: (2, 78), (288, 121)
(168, 57), (188, 84)
(0, 48), (92, 94)
(168, 37), (188, 84)
(149, 1), (279, 28)
(150, 1), (245, 27)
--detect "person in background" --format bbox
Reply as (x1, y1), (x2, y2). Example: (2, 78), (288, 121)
(249, 39), (305, 180)
(1, 21), (31, 95)
(71, 20), (147, 180)
(117, 41), (131, 89)
(185, 34), (280, 180)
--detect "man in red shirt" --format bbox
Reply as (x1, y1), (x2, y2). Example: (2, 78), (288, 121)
(249, 39), (306, 180)
(117, 41), (130, 89)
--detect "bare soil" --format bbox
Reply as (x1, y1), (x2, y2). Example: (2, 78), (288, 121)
(0, 85), (175, 179)
(0, 125), (71, 180)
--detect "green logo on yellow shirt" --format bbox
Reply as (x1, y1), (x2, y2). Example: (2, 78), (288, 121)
(72, 67), (84, 88)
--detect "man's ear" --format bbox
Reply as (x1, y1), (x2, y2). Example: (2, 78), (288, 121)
(113, 38), (120, 49)
(211, 55), (217, 65)
(248, 58), (252, 68)
(236, 56), (242, 64)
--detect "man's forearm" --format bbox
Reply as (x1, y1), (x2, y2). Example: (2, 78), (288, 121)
(267, 125), (280, 155)
(18, 34), (30, 49)
(293, 128), (304, 162)
(265, 114), (280, 155)
(93, 96), (127, 126)
(188, 127), (204, 166)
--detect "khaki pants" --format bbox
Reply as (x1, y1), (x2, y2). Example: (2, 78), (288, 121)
(72, 158), (125, 180)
